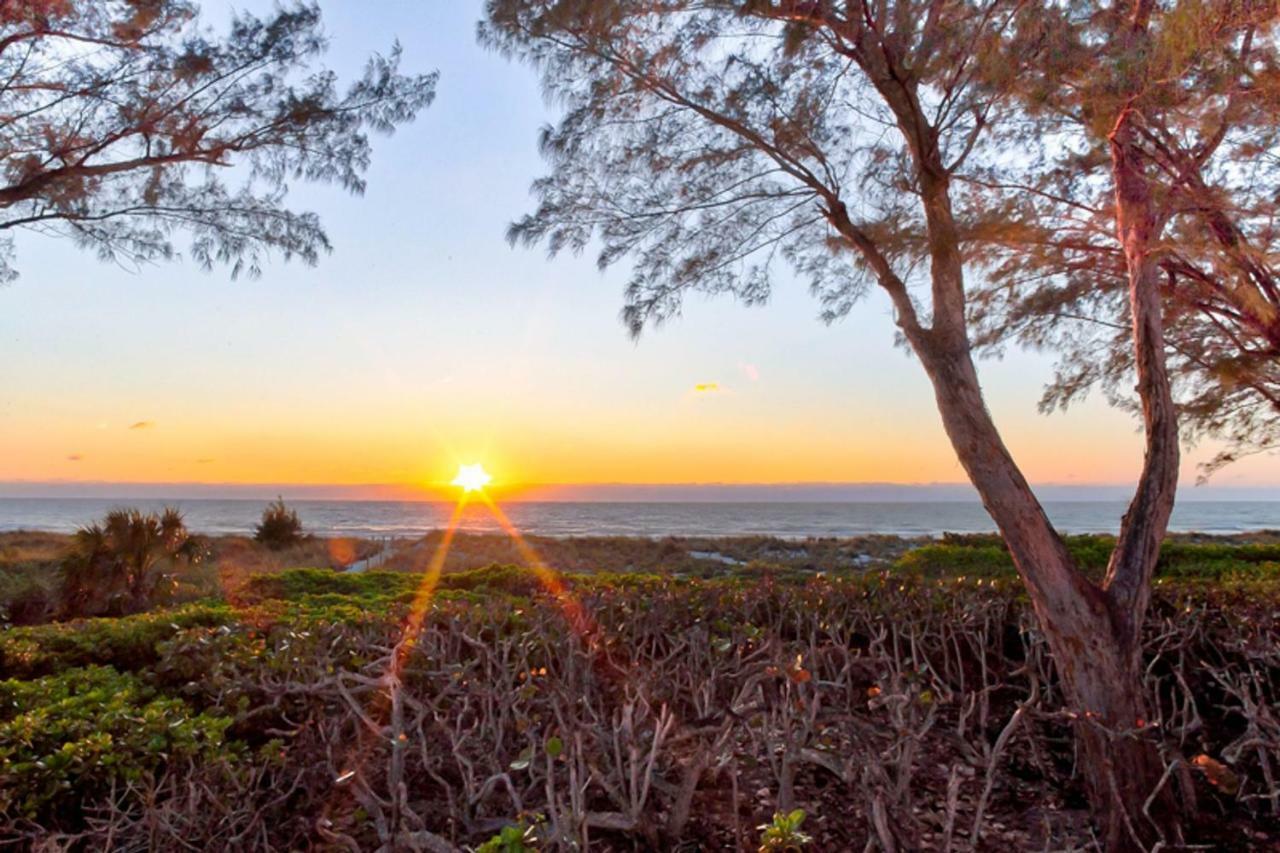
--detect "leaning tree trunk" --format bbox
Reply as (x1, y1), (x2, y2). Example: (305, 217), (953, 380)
(845, 273), (1176, 846)
(841, 43), (1185, 848)
(914, 338), (1182, 851)
(901, 146), (1182, 836)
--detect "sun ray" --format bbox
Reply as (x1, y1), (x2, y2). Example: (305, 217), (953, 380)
(325, 492), (470, 818)
(477, 491), (596, 637)
(329, 471), (620, 820)
(393, 494), (469, 669)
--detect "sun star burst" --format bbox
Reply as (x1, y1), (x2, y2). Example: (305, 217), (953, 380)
(451, 463), (492, 492)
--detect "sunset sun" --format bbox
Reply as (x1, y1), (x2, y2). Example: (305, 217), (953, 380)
(450, 463), (492, 493)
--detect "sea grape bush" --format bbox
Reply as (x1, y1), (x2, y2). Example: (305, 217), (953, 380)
(0, 666), (237, 822)
(0, 603), (233, 680)
(758, 809), (812, 852)
(0, 556), (1276, 848)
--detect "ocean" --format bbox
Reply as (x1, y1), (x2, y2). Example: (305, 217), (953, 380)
(1, 498), (1278, 539)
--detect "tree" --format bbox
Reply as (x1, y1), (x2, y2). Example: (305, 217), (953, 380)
(254, 496), (304, 550)
(481, 1), (1274, 846)
(0, 1), (436, 280)
(60, 506), (199, 615)
(972, 10), (1280, 834)
(970, 1), (1280, 482)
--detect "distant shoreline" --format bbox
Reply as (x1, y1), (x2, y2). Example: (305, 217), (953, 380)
(3, 497), (1279, 540)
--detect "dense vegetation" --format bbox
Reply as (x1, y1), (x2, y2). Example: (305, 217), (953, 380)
(254, 498), (306, 551)
(0, 532), (1276, 849)
(0, 528), (382, 628)
(58, 508), (205, 619)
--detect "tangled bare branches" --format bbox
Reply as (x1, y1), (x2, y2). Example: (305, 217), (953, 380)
(3, 577), (1276, 850)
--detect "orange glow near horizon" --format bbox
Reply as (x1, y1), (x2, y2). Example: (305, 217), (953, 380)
(7, 397), (1280, 489)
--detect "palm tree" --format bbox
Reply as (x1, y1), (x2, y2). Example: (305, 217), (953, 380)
(59, 507), (199, 616)
(59, 523), (117, 616)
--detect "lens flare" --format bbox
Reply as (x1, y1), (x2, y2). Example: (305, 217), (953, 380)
(327, 477), (613, 821)
(477, 491), (596, 638)
(451, 463), (492, 492)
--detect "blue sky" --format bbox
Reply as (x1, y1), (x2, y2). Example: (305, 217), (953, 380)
(2, 1), (1277, 496)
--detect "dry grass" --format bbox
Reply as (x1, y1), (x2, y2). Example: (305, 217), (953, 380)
(0, 531), (72, 567)
(379, 532), (914, 576)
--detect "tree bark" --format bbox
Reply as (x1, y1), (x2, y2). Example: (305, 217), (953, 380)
(911, 332), (1178, 851)
(898, 152), (1180, 850)
(818, 9), (1185, 845)
(1105, 116), (1180, 639)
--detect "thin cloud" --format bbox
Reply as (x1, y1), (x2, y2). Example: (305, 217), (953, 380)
(195, 458), (215, 464)
(739, 362), (760, 382)
(67, 454), (83, 461)
(129, 421), (155, 430)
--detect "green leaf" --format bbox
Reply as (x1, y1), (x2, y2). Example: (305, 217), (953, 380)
(509, 746), (534, 771)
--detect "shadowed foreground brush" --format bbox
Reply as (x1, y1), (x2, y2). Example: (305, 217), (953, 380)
(0, 565), (1276, 850)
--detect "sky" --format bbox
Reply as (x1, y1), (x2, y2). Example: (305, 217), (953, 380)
(2, 1), (1279, 500)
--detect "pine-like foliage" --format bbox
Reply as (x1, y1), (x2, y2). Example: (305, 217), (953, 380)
(253, 497), (303, 550)
(967, 1), (1280, 477)
(0, 1), (436, 280)
(483, 0), (1280, 475)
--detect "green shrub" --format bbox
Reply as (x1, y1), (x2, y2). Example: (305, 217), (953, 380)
(476, 816), (543, 852)
(758, 809), (812, 852)
(1157, 558), (1280, 581)
(239, 568), (419, 604)
(0, 666), (238, 822)
(437, 564), (548, 595)
(894, 544), (1015, 577)
(1161, 542), (1280, 565)
(0, 603), (232, 679)
(253, 498), (304, 550)
(894, 536), (1280, 582)
(242, 565), (558, 603)
(1063, 535), (1117, 571)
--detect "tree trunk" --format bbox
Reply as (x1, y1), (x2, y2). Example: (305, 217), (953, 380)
(839, 26), (1185, 846)
(912, 340), (1179, 851)
(1087, 96), (1190, 848)
(1054, 618), (1185, 851)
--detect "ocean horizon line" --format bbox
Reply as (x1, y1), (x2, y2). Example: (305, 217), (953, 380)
(2, 480), (1280, 502)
